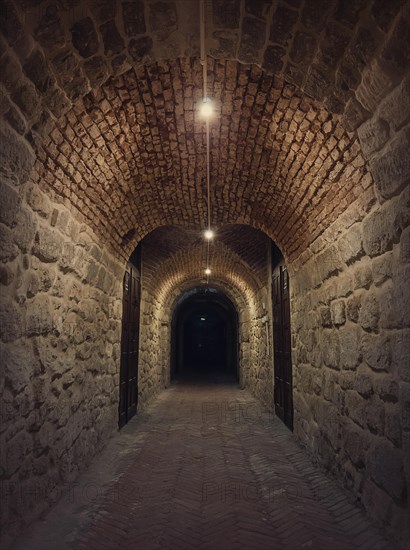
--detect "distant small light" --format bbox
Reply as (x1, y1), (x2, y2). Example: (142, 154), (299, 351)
(200, 317), (206, 321)
(200, 98), (213, 118)
(204, 229), (215, 240)
(205, 267), (211, 276)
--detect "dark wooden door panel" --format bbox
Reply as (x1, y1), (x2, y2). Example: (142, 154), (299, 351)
(119, 260), (141, 428)
(272, 259), (293, 431)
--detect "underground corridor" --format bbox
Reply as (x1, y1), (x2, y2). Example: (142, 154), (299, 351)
(0, 0), (409, 549)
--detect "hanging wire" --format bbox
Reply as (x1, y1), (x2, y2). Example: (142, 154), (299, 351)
(200, 0), (212, 281)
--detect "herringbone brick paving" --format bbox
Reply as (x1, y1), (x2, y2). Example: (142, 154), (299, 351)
(14, 380), (399, 550)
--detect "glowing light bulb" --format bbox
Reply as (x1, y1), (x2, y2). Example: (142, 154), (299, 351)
(200, 98), (213, 117)
(204, 229), (214, 240)
(205, 268), (211, 276)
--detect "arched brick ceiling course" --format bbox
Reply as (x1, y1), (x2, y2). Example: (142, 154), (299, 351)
(143, 238), (264, 311)
(29, 58), (370, 262)
(142, 224), (269, 282)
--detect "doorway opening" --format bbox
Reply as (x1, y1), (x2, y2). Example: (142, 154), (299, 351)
(272, 243), (294, 431)
(119, 245), (141, 428)
(171, 288), (239, 382)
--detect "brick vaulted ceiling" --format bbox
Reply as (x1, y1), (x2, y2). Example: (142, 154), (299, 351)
(1, 0), (408, 265)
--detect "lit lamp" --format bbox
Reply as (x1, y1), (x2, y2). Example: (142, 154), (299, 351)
(200, 97), (213, 117)
(205, 267), (211, 276)
(204, 228), (214, 240)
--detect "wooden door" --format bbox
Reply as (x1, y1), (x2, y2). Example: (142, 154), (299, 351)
(119, 261), (141, 428)
(272, 261), (293, 431)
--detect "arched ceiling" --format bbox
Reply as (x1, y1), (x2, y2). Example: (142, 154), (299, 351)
(1, 0), (407, 264)
(142, 224), (269, 281)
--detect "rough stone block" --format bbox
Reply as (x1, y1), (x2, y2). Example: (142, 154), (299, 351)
(392, 330), (410, 383)
(149, 1), (177, 34)
(319, 306), (332, 327)
(391, 264), (410, 328)
(122, 1), (146, 35)
(0, 123), (34, 184)
(379, 75), (410, 131)
(210, 30), (239, 59)
(353, 372), (373, 397)
(23, 49), (55, 94)
(354, 262), (372, 290)
(338, 224), (364, 265)
(269, 5), (298, 45)
(356, 60), (394, 113)
(331, 300), (346, 325)
(372, 251), (393, 286)
(263, 45), (285, 74)
(128, 36), (154, 64)
(71, 17), (99, 58)
(362, 207), (395, 257)
(0, 181), (21, 227)
(322, 331), (340, 369)
(0, 300), (23, 342)
(359, 291), (379, 331)
(342, 96), (370, 132)
(385, 408), (402, 447)
(1, 343), (36, 394)
(0, 222), (19, 262)
(26, 295), (53, 336)
(212, 0), (240, 28)
(357, 116), (390, 159)
(368, 441), (405, 500)
(344, 426), (367, 466)
(0, 265), (14, 286)
(374, 376), (399, 402)
(13, 207), (36, 253)
(289, 31), (317, 64)
(345, 390), (366, 428)
(339, 324), (361, 369)
(100, 20), (124, 56)
(84, 56), (108, 89)
(362, 332), (391, 371)
(33, 5), (65, 51)
(32, 226), (62, 263)
(400, 226), (410, 263)
(380, 14), (410, 74)
(370, 128), (410, 199)
(238, 17), (266, 63)
(26, 183), (51, 218)
(317, 244), (343, 282)
(346, 293), (362, 323)
(366, 401), (385, 434)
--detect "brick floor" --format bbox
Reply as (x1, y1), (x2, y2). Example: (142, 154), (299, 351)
(13, 380), (399, 550)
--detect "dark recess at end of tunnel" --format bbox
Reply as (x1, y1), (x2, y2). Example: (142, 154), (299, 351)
(171, 288), (239, 383)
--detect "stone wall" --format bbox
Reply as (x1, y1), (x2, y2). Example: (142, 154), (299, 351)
(0, 130), (124, 547)
(290, 180), (409, 544)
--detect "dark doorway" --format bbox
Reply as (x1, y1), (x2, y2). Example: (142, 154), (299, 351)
(171, 289), (238, 382)
(119, 246), (141, 428)
(272, 244), (293, 431)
